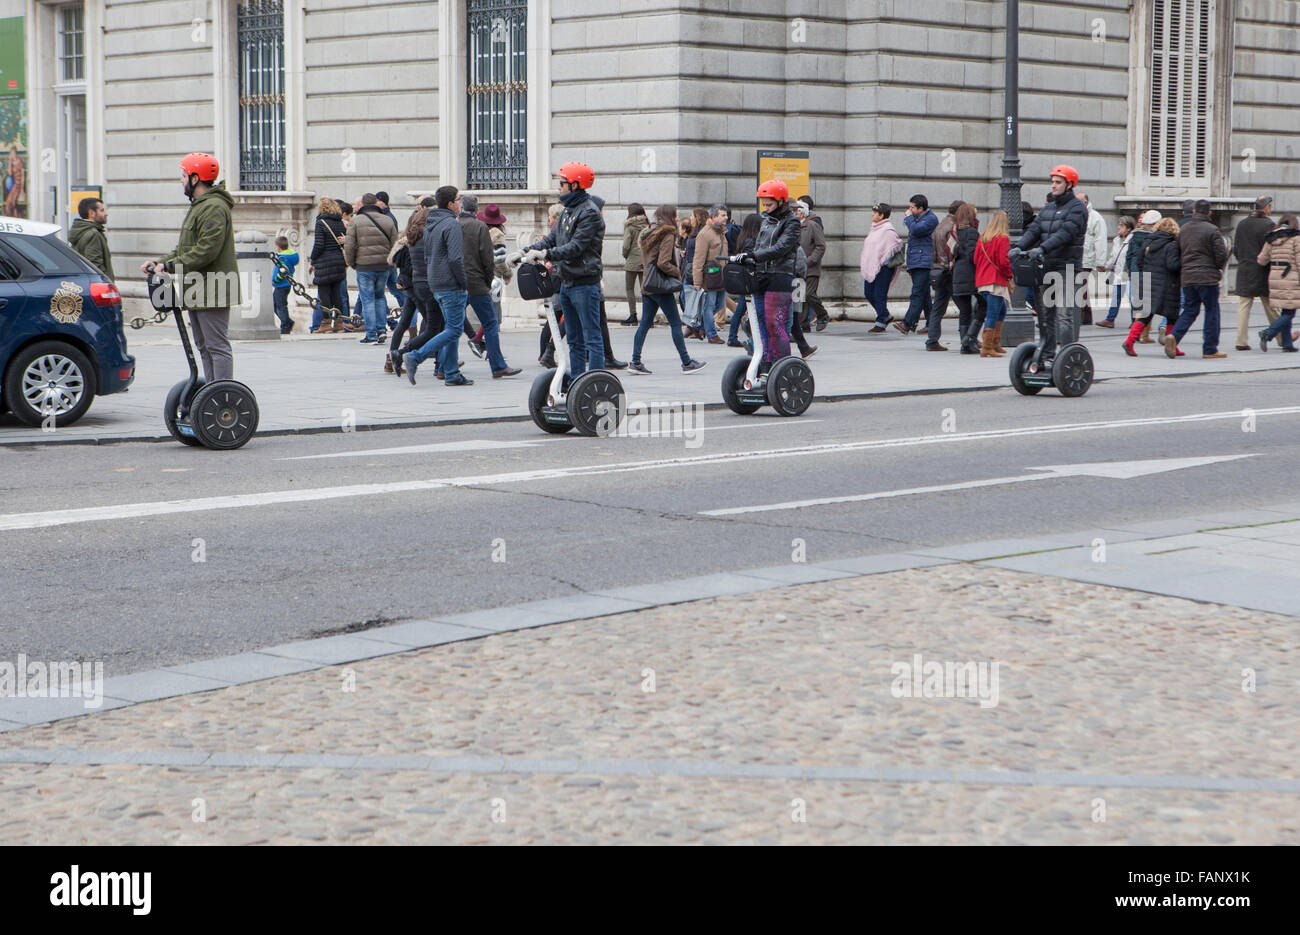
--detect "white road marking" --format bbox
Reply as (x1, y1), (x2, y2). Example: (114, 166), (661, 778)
(700, 455), (1257, 516)
(1, 408), (1294, 532)
(279, 439), (539, 460)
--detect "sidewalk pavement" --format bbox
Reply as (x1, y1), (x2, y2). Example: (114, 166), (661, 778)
(2, 507), (1298, 844)
(4, 308), (1297, 445)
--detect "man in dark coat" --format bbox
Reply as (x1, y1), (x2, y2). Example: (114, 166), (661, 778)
(458, 193), (519, 377)
(1011, 165), (1088, 358)
(1231, 195), (1278, 350)
(405, 185), (472, 385)
(1166, 199), (1229, 359)
(69, 198), (114, 279)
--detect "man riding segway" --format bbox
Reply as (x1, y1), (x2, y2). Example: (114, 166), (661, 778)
(140, 152), (239, 383)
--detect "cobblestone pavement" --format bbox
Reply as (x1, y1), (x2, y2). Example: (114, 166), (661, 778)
(1, 565), (1295, 844)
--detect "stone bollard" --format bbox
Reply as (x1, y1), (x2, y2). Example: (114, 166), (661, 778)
(229, 230), (281, 340)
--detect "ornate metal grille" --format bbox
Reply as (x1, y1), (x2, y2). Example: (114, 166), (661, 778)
(467, 0), (527, 189)
(238, 0), (286, 190)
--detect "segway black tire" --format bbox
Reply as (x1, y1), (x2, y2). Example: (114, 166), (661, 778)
(189, 380), (259, 450)
(1052, 342), (1095, 397)
(566, 369), (626, 437)
(1009, 342), (1044, 396)
(163, 378), (204, 446)
(766, 356), (815, 416)
(529, 369), (572, 434)
(722, 356), (761, 415)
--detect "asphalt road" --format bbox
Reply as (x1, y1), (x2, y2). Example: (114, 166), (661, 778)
(1, 367), (1294, 675)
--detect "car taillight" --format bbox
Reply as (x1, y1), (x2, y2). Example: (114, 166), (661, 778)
(90, 282), (121, 306)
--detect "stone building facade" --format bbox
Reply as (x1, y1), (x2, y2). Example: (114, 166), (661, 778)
(5, 0), (1298, 318)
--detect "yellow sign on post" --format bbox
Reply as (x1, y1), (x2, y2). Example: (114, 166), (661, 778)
(756, 149), (810, 201)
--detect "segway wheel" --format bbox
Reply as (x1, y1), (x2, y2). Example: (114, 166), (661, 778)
(766, 357), (814, 417)
(163, 378), (204, 447)
(1052, 342), (1094, 397)
(722, 356), (761, 415)
(189, 380), (259, 450)
(566, 370), (626, 437)
(529, 369), (572, 434)
(1009, 342), (1044, 396)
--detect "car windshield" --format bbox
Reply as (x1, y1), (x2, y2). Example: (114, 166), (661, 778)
(2, 233), (88, 276)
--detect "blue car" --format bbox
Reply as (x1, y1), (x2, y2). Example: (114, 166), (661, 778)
(0, 218), (135, 427)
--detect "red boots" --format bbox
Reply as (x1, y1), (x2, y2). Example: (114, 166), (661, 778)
(1122, 321), (1144, 356)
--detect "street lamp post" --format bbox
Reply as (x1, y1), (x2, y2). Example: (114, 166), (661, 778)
(998, 0), (1035, 346)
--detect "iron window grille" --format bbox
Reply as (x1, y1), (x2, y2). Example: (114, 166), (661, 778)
(1147, 0), (1213, 183)
(57, 4), (84, 83)
(467, 0), (527, 189)
(238, 0), (286, 190)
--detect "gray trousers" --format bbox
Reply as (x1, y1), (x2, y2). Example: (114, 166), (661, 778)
(190, 307), (233, 382)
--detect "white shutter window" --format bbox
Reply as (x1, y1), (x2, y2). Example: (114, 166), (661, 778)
(1147, 0), (1214, 183)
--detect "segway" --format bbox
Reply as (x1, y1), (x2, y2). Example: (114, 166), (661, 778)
(1006, 253), (1094, 398)
(719, 259), (814, 416)
(149, 273), (260, 449)
(516, 261), (626, 436)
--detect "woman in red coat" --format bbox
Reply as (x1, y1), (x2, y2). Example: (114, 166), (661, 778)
(975, 209), (1013, 357)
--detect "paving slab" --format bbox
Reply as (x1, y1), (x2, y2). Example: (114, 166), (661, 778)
(165, 652), (321, 685)
(101, 670), (233, 704)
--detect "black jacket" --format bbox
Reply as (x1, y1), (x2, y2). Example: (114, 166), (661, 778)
(1125, 229), (1151, 277)
(1177, 214), (1227, 285)
(424, 207), (467, 293)
(1137, 231), (1181, 321)
(951, 225), (979, 296)
(393, 245), (412, 291)
(409, 235), (427, 288)
(310, 213), (347, 285)
(752, 204), (801, 281)
(1017, 190), (1087, 271)
(527, 188), (604, 285)
(1231, 215), (1273, 297)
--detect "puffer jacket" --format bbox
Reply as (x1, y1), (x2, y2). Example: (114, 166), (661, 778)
(344, 205), (397, 272)
(1257, 226), (1300, 309)
(1125, 228), (1152, 278)
(904, 209), (938, 269)
(1232, 214), (1275, 297)
(622, 214), (649, 272)
(160, 182), (240, 310)
(752, 204), (801, 281)
(639, 223), (681, 279)
(310, 213), (347, 285)
(1136, 231), (1181, 320)
(526, 187), (604, 285)
(1177, 214), (1228, 285)
(1016, 189), (1087, 271)
(409, 234), (427, 289)
(951, 224), (980, 296)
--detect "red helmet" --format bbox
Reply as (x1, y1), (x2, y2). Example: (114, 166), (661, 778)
(556, 161), (595, 189)
(756, 179), (789, 201)
(180, 152), (220, 182)
(1049, 164), (1079, 187)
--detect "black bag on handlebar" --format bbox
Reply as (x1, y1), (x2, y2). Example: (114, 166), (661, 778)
(1011, 253), (1045, 288)
(723, 261), (759, 296)
(146, 272), (183, 314)
(516, 262), (558, 300)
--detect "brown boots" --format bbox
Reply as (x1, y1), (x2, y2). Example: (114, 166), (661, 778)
(1138, 321), (1154, 343)
(980, 328), (1006, 357)
(992, 322), (1009, 352)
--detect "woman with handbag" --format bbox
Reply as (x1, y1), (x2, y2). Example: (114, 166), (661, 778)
(1124, 217), (1183, 357)
(950, 202), (985, 355)
(629, 204), (707, 374)
(308, 197), (348, 333)
(732, 179), (802, 369)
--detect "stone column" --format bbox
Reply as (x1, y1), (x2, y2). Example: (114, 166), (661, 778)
(229, 230), (282, 340)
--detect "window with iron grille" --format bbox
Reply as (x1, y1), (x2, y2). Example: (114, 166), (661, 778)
(57, 4), (84, 83)
(1147, 0), (1213, 183)
(467, 0), (527, 190)
(238, 0), (286, 190)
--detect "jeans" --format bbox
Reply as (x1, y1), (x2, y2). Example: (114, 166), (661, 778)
(864, 269), (896, 323)
(728, 294), (749, 342)
(1261, 309), (1296, 349)
(556, 281), (603, 375)
(902, 267), (932, 330)
(701, 289), (724, 338)
(467, 292), (508, 371)
(634, 292), (692, 365)
(1172, 284), (1222, 354)
(409, 289), (467, 377)
(356, 270), (388, 338)
(389, 296), (418, 354)
(384, 267), (404, 309)
(753, 291), (792, 362)
(927, 268), (952, 344)
(981, 292), (1008, 329)
(1106, 282), (1127, 322)
(273, 285), (292, 333)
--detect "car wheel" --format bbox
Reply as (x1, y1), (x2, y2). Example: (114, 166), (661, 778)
(3, 341), (96, 428)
